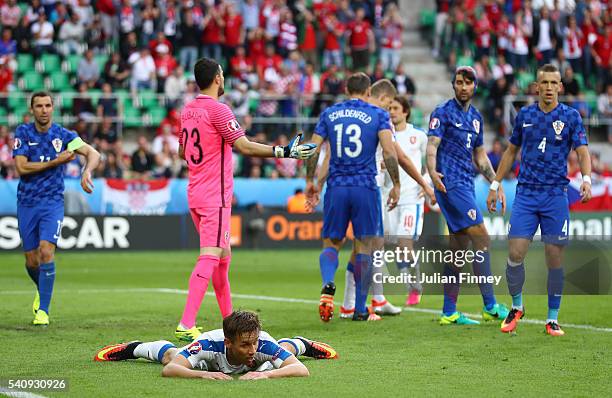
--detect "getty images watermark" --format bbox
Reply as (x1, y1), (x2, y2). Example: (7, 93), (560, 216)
(365, 235), (612, 295)
(372, 247), (502, 285)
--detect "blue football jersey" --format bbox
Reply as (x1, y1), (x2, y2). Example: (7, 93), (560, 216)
(314, 99), (392, 189)
(12, 123), (79, 206)
(427, 99), (484, 190)
(510, 103), (588, 195)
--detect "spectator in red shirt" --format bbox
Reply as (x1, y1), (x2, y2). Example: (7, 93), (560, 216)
(156, 107), (180, 137)
(229, 46), (253, 80)
(201, 3), (224, 61)
(247, 26), (266, 62)
(592, 24), (612, 90)
(322, 13), (345, 68)
(223, 2), (243, 60)
(256, 44), (282, 82)
(581, 11), (598, 88)
(149, 31), (173, 62)
(0, 56), (12, 110)
(154, 44), (178, 93)
(347, 8), (374, 71)
(473, 8), (492, 60)
(297, 9), (319, 71)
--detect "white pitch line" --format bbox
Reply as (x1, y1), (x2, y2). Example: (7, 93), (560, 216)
(0, 387), (48, 398)
(3, 288), (612, 333)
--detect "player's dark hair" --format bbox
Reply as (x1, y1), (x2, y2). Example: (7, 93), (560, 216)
(30, 91), (53, 108)
(393, 95), (411, 120)
(538, 63), (560, 75)
(371, 79), (397, 98)
(346, 72), (371, 95)
(194, 57), (221, 90)
(223, 311), (261, 341)
(453, 66), (477, 86)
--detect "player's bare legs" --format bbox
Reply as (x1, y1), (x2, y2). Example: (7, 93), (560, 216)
(501, 238), (530, 333)
(319, 238), (343, 322)
(32, 240), (57, 325)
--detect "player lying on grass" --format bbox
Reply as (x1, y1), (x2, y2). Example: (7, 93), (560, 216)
(95, 311), (337, 380)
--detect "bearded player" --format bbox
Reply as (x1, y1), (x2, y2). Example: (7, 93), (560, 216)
(488, 64), (592, 336)
(426, 66), (509, 325)
(176, 58), (316, 340)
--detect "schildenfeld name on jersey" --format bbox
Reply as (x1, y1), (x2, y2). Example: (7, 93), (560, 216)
(328, 109), (372, 124)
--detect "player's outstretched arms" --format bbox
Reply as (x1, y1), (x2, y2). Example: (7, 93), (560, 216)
(379, 129), (400, 210)
(426, 136), (446, 193)
(234, 133), (317, 159)
(14, 151), (75, 176)
(75, 143), (101, 194)
(486, 143), (519, 215)
(395, 142), (436, 205)
(240, 356), (309, 380)
(575, 145), (592, 203)
(161, 355), (232, 380)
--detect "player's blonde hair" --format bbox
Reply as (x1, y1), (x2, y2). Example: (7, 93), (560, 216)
(371, 79), (397, 99)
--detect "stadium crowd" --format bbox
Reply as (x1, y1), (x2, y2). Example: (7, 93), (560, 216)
(430, 0), (612, 135)
(0, 0), (610, 180)
(0, 0), (421, 180)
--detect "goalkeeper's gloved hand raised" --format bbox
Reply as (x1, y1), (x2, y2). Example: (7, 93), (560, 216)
(273, 133), (317, 159)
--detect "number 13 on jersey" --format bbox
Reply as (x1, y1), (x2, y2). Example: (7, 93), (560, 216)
(334, 123), (362, 158)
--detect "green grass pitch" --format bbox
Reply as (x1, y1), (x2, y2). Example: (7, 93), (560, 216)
(1, 249), (611, 397)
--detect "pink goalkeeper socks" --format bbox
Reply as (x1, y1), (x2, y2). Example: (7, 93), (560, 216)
(180, 255), (219, 328)
(212, 255), (233, 318)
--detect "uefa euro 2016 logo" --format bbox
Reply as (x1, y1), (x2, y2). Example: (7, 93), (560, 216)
(188, 341), (202, 355)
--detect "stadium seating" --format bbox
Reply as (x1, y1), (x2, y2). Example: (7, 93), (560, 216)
(63, 54), (81, 74)
(20, 72), (44, 92)
(38, 54), (61, 74)
(48, 72), (72, 92)
(17, 54), (35, 74)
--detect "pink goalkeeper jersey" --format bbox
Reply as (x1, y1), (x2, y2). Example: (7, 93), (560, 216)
(180, 95), (245, 208)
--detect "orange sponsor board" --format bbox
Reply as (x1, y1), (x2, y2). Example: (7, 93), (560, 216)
(265, 214), (353, 242)
(230, 215), (241, 246)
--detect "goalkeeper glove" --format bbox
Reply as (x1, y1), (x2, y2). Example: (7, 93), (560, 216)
(273, 133), (317, 159)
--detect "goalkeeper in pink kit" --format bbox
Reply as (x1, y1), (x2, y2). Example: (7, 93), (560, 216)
(176, 58), (317, 341)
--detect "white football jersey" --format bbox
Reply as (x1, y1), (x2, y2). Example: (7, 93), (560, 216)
(178, 329), (291, 374)
(384, 123), (428, 205)
(375, 123), (396, 187)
